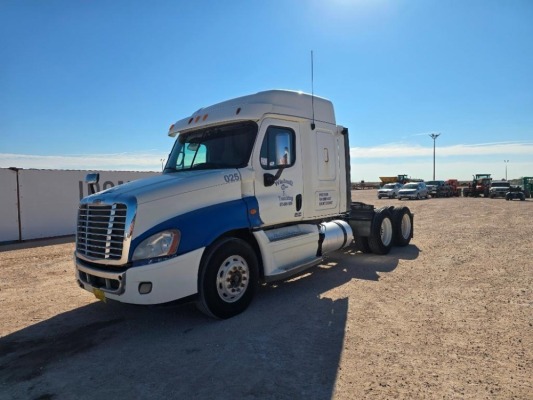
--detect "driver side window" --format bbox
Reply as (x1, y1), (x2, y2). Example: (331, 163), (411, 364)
(260, 126), (295, 169)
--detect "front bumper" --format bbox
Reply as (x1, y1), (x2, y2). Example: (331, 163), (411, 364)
(75, 247), (205, 305)
(398, 192), (418, 199)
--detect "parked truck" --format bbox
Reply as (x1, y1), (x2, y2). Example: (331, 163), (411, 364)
(489, 180), (511, 198)
(425, 180), (453, 198)
(74, 90), (414, 319)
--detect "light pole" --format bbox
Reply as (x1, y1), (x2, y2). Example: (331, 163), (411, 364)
(504, 160), (509, 180)
(160, 158), (165, 171)
(429, 133), (441, 180)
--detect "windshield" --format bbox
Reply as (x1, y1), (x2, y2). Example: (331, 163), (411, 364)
(491, 182), (510, 187)
(426, 181), (441, 186)
(383, 184), (397, 189)
(403, 183), (418, 189)
(164, 121), (257, 172)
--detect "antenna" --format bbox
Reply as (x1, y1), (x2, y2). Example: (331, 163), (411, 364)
(311, 50), (316, 130)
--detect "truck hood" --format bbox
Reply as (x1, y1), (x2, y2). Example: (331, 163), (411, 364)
(85, 170), (235, 205)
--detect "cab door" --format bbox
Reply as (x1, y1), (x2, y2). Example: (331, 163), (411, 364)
(252, 118), (304, 226)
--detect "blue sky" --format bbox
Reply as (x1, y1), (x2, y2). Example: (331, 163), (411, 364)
(1, 0), (532, 181)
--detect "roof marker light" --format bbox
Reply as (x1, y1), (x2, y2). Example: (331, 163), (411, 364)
(195, 116), (200, 123)
(203, 114), (208, 121)
(236, 107), (241, 115)
(188, 117), (193, 124)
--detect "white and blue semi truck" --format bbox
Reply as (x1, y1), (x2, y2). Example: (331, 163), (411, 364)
(74, 90), (413, 318)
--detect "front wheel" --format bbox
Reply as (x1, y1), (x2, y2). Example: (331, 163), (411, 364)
(197, 238), (259, 319)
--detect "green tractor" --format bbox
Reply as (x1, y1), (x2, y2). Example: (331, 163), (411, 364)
(522, 177), (533, 198)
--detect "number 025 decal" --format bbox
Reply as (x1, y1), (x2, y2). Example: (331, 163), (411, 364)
(224, 173), (240, 183)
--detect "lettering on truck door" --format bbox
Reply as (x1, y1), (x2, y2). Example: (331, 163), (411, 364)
(252, 119), (304, 226)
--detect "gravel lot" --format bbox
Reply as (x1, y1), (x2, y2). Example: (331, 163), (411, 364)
(0, 190), (531, 400)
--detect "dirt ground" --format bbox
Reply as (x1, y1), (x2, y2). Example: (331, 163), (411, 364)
(0, 191), (531, 400)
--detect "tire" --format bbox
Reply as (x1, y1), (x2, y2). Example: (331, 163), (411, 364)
(353, 236), (372, 253)
(197, 237), (258, 319)
(368, 207), (393, 255)
(391, 206), (413, 247)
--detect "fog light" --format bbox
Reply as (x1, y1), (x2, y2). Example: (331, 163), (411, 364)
(139, 282), (152, 294)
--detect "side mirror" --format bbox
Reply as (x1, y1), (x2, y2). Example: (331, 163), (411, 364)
(263, 166), (286, 187)
(85, 173), (100, 185)
(85, 173), (100, 194)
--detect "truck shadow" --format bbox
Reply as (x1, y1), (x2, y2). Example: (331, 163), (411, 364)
(0, 245), (419, 400)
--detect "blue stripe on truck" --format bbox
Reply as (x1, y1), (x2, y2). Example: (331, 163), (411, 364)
(129, 196), (262, 260)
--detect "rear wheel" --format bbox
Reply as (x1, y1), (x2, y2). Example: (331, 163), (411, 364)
(353, 236), (372, 253)
(392, 207), (413, 246)
(197, 238), (258, 319)
(368, 208), (393, 255)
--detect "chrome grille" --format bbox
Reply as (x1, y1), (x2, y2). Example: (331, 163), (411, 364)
(76, 203), (127, 261)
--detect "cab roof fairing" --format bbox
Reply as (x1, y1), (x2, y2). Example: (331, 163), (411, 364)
(167, 90), (336, 137)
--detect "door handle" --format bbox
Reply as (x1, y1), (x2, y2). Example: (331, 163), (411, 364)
(296, 194), (302, 211)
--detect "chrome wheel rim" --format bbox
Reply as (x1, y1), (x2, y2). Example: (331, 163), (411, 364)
(216, 255), (249, 303)
(400, 213), (411, 239)
(381, 218), (393, 246)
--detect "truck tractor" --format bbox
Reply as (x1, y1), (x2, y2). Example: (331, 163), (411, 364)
(74, 90), (414, 319)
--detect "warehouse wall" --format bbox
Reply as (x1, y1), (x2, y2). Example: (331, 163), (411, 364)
(0, 169), (158, 243)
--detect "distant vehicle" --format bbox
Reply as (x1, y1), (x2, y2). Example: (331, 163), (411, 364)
(425, 180), (453, 198)
(377, 183), (403, 199)
(380, 174), (410, 185)
(445, 179), (461, 197)
(398, 182), (429, 200)
(489, 181), (511, 198)
(522, 177), (533, 198)
(463, 173), (492, 197)
(506, 186), (526, 201)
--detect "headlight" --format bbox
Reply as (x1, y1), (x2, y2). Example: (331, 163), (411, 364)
(132, 229), (181, 261)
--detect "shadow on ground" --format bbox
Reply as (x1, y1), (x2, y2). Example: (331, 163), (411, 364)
(0, 245), (419, 400)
